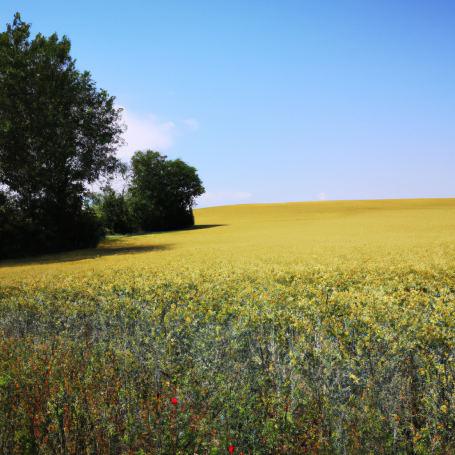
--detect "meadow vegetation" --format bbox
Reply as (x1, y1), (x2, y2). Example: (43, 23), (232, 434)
(1, 198), (455, 454)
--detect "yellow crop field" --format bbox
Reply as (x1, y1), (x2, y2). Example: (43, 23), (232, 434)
(2, 198), (455, 453)
(2, 198), (455, 285)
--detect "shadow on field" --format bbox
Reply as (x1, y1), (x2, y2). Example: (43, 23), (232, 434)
(124, 224), (228, 235)
(0, 244), (173, 268)
(185, 224), (227, 231)
(101, 224), (227, 239)
(0, 225), (225, 268)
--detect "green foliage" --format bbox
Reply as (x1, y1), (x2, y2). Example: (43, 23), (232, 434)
(0, 190), (104, 259)
(91, 186), (138, 235)
(0, 191), (35, 259)
(129, 150), (204, 232)
(93, 151), (205, 234)
(2, 266), (455, 453)
(0, 13), (123, 258)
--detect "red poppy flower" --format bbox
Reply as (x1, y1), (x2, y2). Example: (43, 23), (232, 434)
(171, 397), (178, 404)
(229, 445), (234, 453)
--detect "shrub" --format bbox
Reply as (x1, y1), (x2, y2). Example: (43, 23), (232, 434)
(0, 191), (104, 259)
(0, 192), (36, 259)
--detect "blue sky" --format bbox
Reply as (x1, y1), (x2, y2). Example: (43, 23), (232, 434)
(2, 1), (454, 207)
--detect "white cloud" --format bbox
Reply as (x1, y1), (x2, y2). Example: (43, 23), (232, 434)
(116, 107), (176, 161)
(196, 190), (252, 207)
(318, 192), (326, 201)
(182, 119), (199, 130)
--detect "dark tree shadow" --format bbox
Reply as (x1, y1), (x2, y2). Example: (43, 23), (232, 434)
(0, 244), (173, 268)
(0, 225), (226, 268)
(184, 224), (227, 231)
(119, 224), (228, 236)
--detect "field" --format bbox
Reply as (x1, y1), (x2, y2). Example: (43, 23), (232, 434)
(2, 198), (455, 454)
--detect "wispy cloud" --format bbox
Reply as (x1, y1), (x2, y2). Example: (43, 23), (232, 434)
(196, 190), (252, 207)
(318, 192), (326, 201)
(116, 106), (176, 160)
(182, 119), (199, 130)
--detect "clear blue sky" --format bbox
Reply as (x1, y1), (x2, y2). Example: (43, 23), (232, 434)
(2, 1), (454, 207)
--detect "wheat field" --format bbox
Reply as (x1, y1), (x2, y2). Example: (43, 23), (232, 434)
(2, 198), (455, 453)
(1, 198), (455, 284)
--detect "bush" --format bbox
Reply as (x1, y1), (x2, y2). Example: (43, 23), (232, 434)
(0, 191), (104, 260)
(0, 192), (36, 260)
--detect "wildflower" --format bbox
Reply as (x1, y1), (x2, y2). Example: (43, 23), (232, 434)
(229, 445), (234, 453)
(172, 397), (178, 404)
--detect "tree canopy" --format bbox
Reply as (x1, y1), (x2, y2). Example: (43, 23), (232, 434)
(94, 151), (205, 234)
(129, 150), (205, 231)
(0, 13), (125, 257)
(0, 14), (205, 258)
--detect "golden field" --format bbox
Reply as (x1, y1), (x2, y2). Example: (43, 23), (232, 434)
(2, 198), (455, 453)
(1, 198), (455, 284)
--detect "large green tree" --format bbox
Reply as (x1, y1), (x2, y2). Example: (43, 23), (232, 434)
(128, 150), (205, 232)
(0, 14), (124, 257)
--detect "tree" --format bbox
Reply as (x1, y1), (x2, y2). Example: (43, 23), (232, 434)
(0, 13), (125, 257)
(91, 152), (205, 234)
(128, 150), (205, 232)
(91, 163), (139, 235)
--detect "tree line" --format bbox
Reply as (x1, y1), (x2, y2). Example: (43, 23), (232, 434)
(0, 14), (204, 260)
(92, 150), (204, 235)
